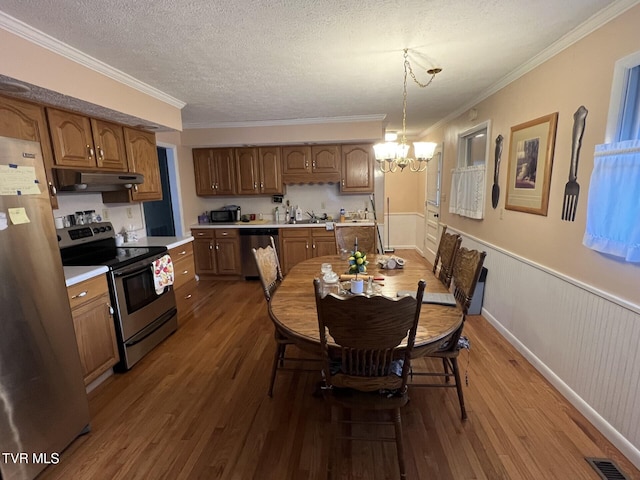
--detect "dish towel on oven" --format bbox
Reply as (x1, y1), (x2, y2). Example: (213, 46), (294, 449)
(152, 254), (174, 294)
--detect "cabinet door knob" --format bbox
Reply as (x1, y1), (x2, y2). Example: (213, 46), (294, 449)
(97, 146), (105, 159)
(182, 270), (189, 275)
(306, 242), (309, 249)
(254, 182), (257, 189)
(179, 250), (187, 255)
(312, 161), (316, 169)
(184, 294), (192, 300)
(215, 243), (220, 250)
(209, 243), (213, 250)
(260, 182), (264, 189)
(48, 182), (57, 196)
(86, 145), (94, 159)
(71, 290), (88, 299)
(106, 303), (114, 315)
(342, 179), (345, 187)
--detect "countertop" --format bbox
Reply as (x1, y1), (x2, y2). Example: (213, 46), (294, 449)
(190, 221), (376, 230)
(64, 265), (109, 287)
(124, 235), (194, 249)
(63, 235), (194, 287)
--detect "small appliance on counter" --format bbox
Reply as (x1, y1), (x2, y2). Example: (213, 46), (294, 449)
(209, 209), (236, 223)
(223, 204), (241, 221)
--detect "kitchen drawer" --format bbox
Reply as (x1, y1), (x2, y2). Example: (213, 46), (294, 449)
(280, 228), (311, 238)
(173, 255), (195, 290)
(67, 274), (109, 310)
(192, 229), (214, 239)
(169, 241), (194, 261)
(169, 242), (195, 291)
(215, 228), (237, 239)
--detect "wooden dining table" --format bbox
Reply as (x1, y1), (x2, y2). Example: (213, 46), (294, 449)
(269, 254), (463, 357)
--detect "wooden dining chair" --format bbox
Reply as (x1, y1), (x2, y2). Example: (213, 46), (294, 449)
(411, 246), (486, 420)
(432, 226), (462, 289)
(334, 225), (376, 255)
(314, 278), (426, 480)
(253, 236), (319, 397)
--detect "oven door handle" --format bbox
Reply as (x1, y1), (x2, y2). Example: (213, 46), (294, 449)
(112, 253), (167, 277)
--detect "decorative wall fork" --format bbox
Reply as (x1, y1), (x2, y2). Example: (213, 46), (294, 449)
(562, 105), (588, 221)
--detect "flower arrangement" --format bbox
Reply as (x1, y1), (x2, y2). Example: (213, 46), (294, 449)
(348, 250), (368, 274)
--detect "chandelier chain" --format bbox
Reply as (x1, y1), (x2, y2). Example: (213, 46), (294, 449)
(404, 49), (438, 89)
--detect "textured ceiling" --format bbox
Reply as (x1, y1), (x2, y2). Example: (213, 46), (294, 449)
(0, 0), (623, 137)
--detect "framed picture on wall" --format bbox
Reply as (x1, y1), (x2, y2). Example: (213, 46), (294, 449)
(505, 112), (558, 215)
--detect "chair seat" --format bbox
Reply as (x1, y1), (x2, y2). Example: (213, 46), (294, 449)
(324, 388), (409, 410)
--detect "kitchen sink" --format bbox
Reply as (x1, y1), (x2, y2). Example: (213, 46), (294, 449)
(286, 219), (326, 224)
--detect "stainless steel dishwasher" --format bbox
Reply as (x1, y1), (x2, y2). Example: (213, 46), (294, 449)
(240, 228), (280, 279)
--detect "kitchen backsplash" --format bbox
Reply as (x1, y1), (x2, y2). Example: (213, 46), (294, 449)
(53, 180), (385, 239)
(53, 193), (146, 236)
(194, 183), (384, 223)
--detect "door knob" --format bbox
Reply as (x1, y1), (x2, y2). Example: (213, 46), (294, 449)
(434, 214), (439, 218)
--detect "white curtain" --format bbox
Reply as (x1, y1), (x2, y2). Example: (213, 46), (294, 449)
(449, 165), (485, 219)
(583, 140), (640, 262)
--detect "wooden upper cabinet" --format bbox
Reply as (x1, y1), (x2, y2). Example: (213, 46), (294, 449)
(235, 147), (259, 195)
(341, 144), (375, 193)
(282, 145), (341, 184)
(47, 108), (128, 171)
(193, 148), (215, 195)
(282, 146), (312, 175)
(90, 119), (127, 170)
(123, 127), (162, 202)
(47, 108), (96, 168)
(311, 145), (340, 174)
(259, 147), (283, 194)
(193, 148), (236, 196)
(235, 146), (284, 195)
(0, 95), (58, 208)
(213, 148), (236, 195)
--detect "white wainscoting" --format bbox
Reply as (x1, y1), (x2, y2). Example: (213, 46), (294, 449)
(449, 227), (640, 469)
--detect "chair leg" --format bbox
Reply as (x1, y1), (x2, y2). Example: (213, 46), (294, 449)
(392, 408), (406, 480)
(442, 358), (450, 383)
(268, 343), (284, 397)
(278, 343), (287, 367)
(450, 357), (467, 420)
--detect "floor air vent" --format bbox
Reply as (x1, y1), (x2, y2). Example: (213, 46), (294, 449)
(586, 458), (629, 480)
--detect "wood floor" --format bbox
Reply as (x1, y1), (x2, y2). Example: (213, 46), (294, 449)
(39, 251), (640, 480)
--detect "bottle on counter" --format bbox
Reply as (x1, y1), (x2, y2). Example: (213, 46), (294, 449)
(274, 207), (280, 224)
(339, 208), (346, 223)
(295, 205), (303, 222)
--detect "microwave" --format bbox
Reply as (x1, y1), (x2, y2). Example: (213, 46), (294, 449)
(210, 208), (240, 223)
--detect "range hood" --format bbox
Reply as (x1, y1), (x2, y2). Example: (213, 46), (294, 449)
(54, 169), (144, 192)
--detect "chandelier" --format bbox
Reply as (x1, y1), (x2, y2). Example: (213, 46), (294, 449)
(374, 49), (442, 173)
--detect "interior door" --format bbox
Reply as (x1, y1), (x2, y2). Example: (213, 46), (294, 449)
(424, 148), (442, 264)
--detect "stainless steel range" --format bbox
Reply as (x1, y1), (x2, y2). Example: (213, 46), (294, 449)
(59, 222), (177, 370)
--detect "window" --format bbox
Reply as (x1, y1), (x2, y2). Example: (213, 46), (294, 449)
(605, 51), (640, 143)
(458, 121), (489, 167)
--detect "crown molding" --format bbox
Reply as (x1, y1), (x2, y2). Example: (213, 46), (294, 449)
(0, 11), (186, 109)
(422, 0), (640, 136)
(182, 114), (387, 130)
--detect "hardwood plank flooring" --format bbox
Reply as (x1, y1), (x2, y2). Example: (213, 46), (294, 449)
(38, 251), (640, 479)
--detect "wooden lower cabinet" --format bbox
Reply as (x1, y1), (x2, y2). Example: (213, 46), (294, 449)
(192, 228), (241, 277)
(169, 241), (197, 305)
(280, 227), (336, 275)
(67, 275), (118, 386)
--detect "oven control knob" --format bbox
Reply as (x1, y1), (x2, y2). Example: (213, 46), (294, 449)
(93, 228), (100, 234)
(100, 227), (106, 232)
(105, 225), (112, 231)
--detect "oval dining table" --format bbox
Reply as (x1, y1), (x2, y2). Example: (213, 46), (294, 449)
(269, 254), (463, 358)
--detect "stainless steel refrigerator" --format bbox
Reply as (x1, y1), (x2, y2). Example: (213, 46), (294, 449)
(0, 136), (90, 480)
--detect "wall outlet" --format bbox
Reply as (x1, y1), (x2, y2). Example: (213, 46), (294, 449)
(126, 207), (133, 219)
(102, 208), (109, 220)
